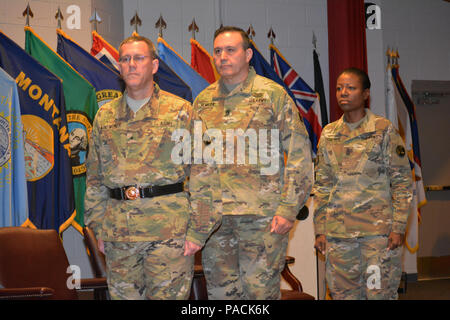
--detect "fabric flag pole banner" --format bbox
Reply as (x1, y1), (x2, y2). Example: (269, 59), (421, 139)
(91, 30), (120, 71)
(0, 30), (75, 233)
(249, 40), (292, 94)
(270, 44), (322, 155)
(385, 63), (426, 253)
(313, 48), (328, 128)
(154, 57), (193, 103)
(56, 29), (123, 109)
(0, 67), (28, 227)
(92, 31), (193, 102)
(157, 37), (209, 100)
(190, 38), (219, 84)
(25, 26), (99, 234)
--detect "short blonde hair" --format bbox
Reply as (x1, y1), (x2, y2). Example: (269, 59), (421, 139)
(119, 35), (156, 59)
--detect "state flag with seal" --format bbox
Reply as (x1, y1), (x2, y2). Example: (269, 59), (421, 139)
(0, 66), (28, 228)
(0, 30), (75, 233)
(25, 27), (99, 233)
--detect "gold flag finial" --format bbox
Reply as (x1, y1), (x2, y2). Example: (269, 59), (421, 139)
(188, 18), (199, 40)
(155, 14), (167, 38)
(22, 3), (34, 26)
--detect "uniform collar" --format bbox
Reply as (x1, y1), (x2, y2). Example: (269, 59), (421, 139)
(214, 66), (256, 100)
(119, 82), (160, 119)
(334, 108), (376, 138)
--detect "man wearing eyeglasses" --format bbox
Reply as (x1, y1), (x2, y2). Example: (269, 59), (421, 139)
(84, 35), (220, 300)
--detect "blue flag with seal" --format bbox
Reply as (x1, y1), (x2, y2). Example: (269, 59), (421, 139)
(0, 67), (28, 227)
(25, 26), (99, 234)
(0, 30), (75, 233)
(157, 37), (209, 100)
(56, 29), (123, 108)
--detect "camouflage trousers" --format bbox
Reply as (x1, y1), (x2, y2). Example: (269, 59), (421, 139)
(202, 215), (288, 300)
(104, 239), (194, 300)
(325, 235), (402, 300)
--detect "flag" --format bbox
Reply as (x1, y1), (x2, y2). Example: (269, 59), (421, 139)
(0, 67), (28, 227)
(91, 30), (120, 71)
(249, 40), (291, 93)
(91, 31), (193, 102)
(154, 57), (193, 102)
(190, 38), (219, 83)
(0, 30), (75, 233)
(386, 62), (427, 253)
(157, 37), (209, 100)
(25, 26), (99, 234)
(57, 29), (123, 109)
(313, 49), (328, 128)
(270, 44), (322, 155)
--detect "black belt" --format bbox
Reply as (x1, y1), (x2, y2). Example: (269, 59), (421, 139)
(109, 182), (184, 200)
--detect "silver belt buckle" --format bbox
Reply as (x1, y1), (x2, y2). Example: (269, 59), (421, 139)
(124, 186), (140, 200)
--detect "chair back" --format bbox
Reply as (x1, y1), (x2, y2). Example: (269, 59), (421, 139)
(0, 227), (78, 300)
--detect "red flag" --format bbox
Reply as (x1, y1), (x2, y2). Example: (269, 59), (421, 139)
(91, 31), (119, 70)
(190, 38), (219, 84)
(327, 0), (368, 122)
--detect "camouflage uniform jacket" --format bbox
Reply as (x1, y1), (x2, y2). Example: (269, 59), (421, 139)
(193, 67), (313, 222)
(84, 84), (220, 245)
(313, 109), (413, 238)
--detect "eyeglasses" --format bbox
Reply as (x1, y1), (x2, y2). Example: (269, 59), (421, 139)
(118, 55), (150, 64)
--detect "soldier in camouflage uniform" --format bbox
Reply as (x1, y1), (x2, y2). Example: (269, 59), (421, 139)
(84, 35), (220, 300)
(313, 68), (413, 300)
(195, 26), (313, 300)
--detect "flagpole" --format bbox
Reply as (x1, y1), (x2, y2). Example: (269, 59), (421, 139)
(90, 9), (102, 32)
(247, 24), (255, 40)
(22, 3), (34, 27)
(267, 27), (276, 45)
(55, 7), (64, 30)
(188, 18), (199, 40)
(155, 14), (167, 38)
(130, 11), (142, 35)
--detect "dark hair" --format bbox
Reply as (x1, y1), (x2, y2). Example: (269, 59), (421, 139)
(214, 26), (250, 50)
(338, 67), (371, 90)
(119, 35), (156, 59)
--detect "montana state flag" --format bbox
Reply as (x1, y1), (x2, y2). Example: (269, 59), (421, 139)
(25, 27), (99, 233)
(0, 30), (75, 233)
(57, 29), (123, 108)
(0, 67), (28, 227)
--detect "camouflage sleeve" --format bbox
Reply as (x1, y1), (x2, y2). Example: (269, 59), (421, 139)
(84, 114), (109, 240)
(185, 105), (222, 247)
(385, 124), (413, 234)
(275, 92), (313, 222)
(312, 134), (333, 236)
